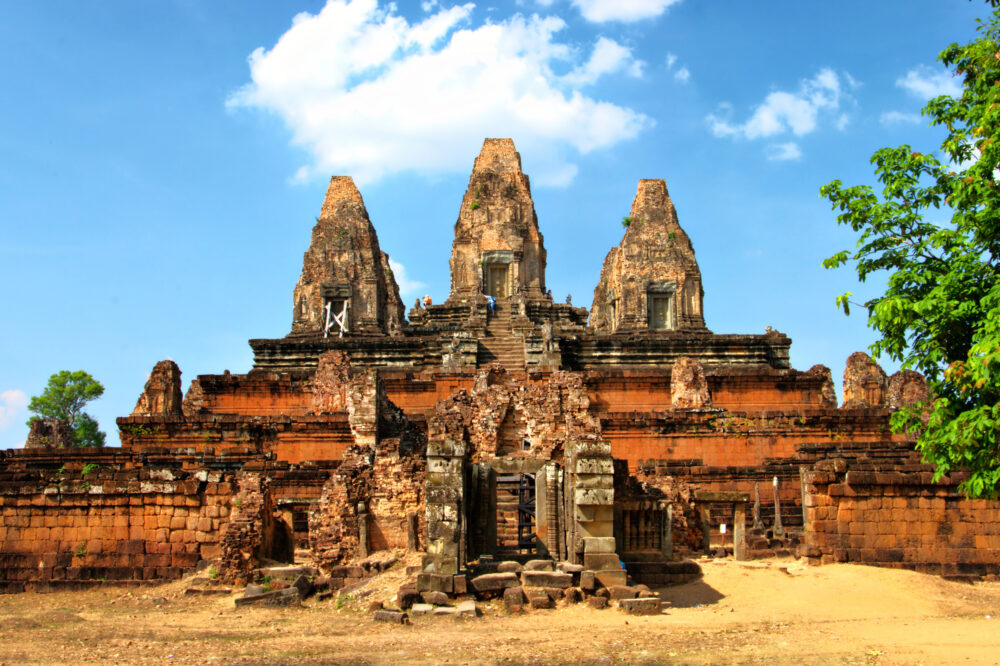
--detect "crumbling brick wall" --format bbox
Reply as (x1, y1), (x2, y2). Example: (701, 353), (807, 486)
(0, 456), (234, 591)
(802, 458), (1000, 579)
(217, 471), (288, 585)
(429, 364), (599, 462)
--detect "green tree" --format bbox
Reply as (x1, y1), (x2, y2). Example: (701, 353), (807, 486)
(821, 6), (1000, 498)
(27, 370), (106, 448)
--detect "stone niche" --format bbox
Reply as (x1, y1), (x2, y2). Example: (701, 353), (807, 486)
(446, 139), (547, 305)
(590, 179), (707, 333)
(290, 176), (405, 337)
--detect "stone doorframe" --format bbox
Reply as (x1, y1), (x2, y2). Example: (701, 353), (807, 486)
(423, 438), (620, 582)
(693, 490), (750, 560)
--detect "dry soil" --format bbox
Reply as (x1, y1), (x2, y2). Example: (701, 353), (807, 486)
(0, 557), (998, 665)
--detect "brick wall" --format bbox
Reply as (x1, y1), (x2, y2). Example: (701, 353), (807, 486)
(803, 459), (1000, 579)
(0, 454), (234, 591)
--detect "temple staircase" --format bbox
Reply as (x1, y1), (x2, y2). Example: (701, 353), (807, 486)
(476, 300), (525, 369)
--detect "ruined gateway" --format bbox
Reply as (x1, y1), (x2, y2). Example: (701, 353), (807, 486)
(2, 139), (999, 593)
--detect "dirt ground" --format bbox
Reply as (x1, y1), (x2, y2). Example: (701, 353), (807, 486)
(0, 557), (998, 665)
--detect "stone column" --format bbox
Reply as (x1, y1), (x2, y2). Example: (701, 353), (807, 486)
(733, 503), (746, 561)
(660, 501), (673, 560)
(571, 441), (624, 587)
(424, 439), (466, 575)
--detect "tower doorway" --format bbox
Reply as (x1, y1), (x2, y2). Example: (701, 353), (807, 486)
(485, 264), (509, 298)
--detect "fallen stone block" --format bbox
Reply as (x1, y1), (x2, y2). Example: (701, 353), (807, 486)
(580, 570), (595, 591)
(470, 572), (520, 596)
(497, 561), (523, 574)
(368, 600), (384, 612)
(433, 606), (458, 616)
(594, 570), (627, 588)
(618, 597), (662, 615)
(258, 565), (319, 580)
(373, 610), (409, 624)
(557, 562), (584, 573)
(185, 587), (232, 596)
(397, 585), (420, 610)
(452, 574), (467, 595)
(521, 571), (573, 588)
(504, 586), (524, 609)
(608, 585), (637, 601)
(563, 587), (582, 604)
(524, 559), (554, 571)
(410, 603), (434, 616)
(417, 573), (453, 594)
(234, 587), (299, 607)
(587, 596), (609, 609)
(421, 591), (449, 606)
(292, 575), (313, 599)
(456, 600), (478, 617)
(527, 591), (552, 610)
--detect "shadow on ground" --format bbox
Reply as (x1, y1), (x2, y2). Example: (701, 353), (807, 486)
(657, 578), (725, 608)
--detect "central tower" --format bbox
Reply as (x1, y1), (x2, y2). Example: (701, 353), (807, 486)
(446, 139), (547, 306)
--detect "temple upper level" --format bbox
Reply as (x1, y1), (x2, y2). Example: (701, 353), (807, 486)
(446, 139), (547, 306)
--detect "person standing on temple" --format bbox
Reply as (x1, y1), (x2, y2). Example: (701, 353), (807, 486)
(486, 294), (496, 317)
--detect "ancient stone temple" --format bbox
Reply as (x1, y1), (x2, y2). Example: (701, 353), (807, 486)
(1, 139), (998, 593)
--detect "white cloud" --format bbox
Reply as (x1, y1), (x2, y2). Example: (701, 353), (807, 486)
(0, 390), (28, 432)
(707, 68), (851, 157)
(880, 110), (922, 126)
(421, 0), (438, 11)
(665, 52), (677, 69)
(673, 66), (690, 84)
(765, 142), (802, 161)
(571, 0), (682, 22)
(563, 37), (644, 85)
(228, 0), (651, 187)
(389, 260), (427, 298)
(897, 65), (961, 100)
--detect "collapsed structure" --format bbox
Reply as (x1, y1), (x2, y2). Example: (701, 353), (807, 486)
(2, 139), (998, 593)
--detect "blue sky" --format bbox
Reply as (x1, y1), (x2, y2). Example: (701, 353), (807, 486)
(0, 0), (986, 448)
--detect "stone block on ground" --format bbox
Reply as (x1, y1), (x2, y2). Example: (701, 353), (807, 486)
(258, 565), (319, 580)
(618, 597), (662, 615)
(563, 587), (582, 604)
(368, 600), (384, 612)
(292, 574), (313, 599)
(504, 586), (524, 609)
(417, 572), (454, 594)
(470, 572), (520, 596)
(524, 559), (554, 571)
(456, 600), (478, 617)
(497, 561), (523, 574)
(433, 606), (458, 616)
(452, 574), (467, 595)
(526, 590), (552, 610)
(243, 584), (265, 598)
(234, 587), (300, 607)
(608, 585), (637, 601)
(595, 570), (627, 588)
(397, 584), (420, 610)
(557, 562), (584, 573)
(588, 595), (609, 609)
(580, 570), (595, 591)
(373, 610), (410, 624)
(521, 571), (573, 588)
(410, 603), (434, 616)
(421, 591), (449, 606)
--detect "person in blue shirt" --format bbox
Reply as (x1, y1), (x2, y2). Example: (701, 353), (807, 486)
(486, 294), (496, 316)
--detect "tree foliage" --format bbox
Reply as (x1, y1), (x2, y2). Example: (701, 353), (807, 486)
(27, 370), (106, 448)
(822, 7), (1000, 498)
